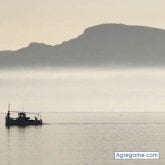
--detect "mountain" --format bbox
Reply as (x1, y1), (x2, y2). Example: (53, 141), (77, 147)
(0, 24), (165, 68)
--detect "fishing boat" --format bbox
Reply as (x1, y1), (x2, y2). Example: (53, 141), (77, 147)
(5, 105), (42, 126)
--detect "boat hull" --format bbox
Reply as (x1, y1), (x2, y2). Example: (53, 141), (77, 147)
(6, 118), (42, 126)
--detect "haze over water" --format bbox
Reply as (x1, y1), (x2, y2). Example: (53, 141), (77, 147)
(0, 68), (165, 113)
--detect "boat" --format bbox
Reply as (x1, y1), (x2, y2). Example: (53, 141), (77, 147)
(5, 105), (42, 126)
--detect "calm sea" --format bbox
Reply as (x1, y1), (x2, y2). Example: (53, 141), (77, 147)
(0, 68), (165, 164)
(0, 112), (165, 165)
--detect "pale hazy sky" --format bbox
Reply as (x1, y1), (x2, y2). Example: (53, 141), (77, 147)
(0, 0), (164, 50)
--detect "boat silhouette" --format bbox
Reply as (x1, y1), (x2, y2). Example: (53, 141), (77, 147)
(5, 105), (42, 126)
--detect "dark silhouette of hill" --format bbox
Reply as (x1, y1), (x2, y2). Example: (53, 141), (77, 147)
(0, 24), (165, 68)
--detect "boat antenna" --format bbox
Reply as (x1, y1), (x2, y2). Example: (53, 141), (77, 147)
(8, 104), (10, 112)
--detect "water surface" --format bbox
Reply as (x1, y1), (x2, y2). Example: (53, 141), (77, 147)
(0, 113), (165, 165)
(1, 68), (165, 164)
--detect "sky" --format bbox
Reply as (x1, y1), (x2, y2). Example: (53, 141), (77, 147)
(0, 0), (165, 50)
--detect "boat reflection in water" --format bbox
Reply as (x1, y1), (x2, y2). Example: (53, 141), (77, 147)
(5, 106), (42, 126)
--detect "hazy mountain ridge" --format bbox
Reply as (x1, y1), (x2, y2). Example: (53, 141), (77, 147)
(0, 24), (165, 68)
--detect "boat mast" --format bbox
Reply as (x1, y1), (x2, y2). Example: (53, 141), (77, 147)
(7, 104), (11, 118)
